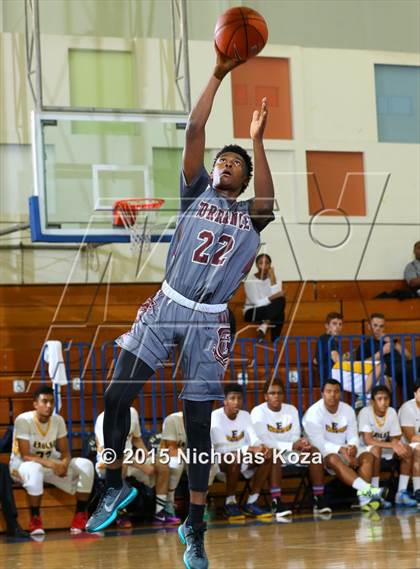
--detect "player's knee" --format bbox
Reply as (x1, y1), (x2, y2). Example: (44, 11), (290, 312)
(370, 446), (381, 459)
(23, 462), (44, 495)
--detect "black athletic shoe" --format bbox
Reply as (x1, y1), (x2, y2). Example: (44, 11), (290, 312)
(6, 524), (30, 538)
(272, 497), (292, 520)
(313, 495), (332, 515)
(415, 489), (420, 509)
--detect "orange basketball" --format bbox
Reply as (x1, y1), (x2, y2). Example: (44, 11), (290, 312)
(214, 6), (268, 62)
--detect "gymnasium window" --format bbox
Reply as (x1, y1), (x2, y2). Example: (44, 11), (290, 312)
(375, 64), (420, 144)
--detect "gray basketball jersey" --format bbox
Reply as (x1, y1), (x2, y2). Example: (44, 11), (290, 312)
(165, 166), (273, 304)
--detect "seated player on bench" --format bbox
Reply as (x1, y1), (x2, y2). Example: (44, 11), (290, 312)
(210, 383), (271, 521)
(398, 379), (420, 507)
(303, 379), (382, 511)
(251, 378), (330, 520)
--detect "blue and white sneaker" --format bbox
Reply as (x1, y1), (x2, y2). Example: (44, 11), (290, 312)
(357, 486), (382, 511)
(85, 482), (138, 533)
(178, 520), (208, 569)
(242, 502), (272, 519)
(395, 490), (417, 507)
(380, 497), (392, 509)
(224, 503), (245, 521)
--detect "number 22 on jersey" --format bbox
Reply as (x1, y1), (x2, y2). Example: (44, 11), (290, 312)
(192, 230), (235, 266)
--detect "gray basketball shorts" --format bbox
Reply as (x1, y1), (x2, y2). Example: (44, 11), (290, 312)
(116, 289), (231, 401)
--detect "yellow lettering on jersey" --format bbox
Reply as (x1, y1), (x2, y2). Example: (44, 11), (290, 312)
(226, 431), (245, 442)
(325, 424), (347, 433)
(267, 423), (292, 434)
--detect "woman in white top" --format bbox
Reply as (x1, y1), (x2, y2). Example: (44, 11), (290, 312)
(244, 254), (285, 342)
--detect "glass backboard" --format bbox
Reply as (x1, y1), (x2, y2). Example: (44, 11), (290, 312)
(30, 111), (188, 243)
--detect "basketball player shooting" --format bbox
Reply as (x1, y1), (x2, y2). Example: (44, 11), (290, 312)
(86, 46), (275, 569)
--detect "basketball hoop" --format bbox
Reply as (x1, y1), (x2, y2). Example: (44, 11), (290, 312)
(113, 198), (165, 252)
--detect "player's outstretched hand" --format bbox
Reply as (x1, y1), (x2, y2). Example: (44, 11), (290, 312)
(250, 97), (268, 141)
(214, 44), (243, 80)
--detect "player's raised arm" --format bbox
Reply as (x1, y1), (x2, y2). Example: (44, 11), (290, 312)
(182, 50), (241, 185)
(249, 98), (275, 214)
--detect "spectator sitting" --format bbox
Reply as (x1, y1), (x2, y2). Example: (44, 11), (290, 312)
(404, 241), (420, 296)
(358, 385), (416, 508)
(251, 378), (331, 519)
(315, 312), (381, 398)
(95, 407), (180, 525)
(355, 313), (420, 397)
(9, 386), (94, 536)
(302, 379), (382, 511)
(210, 383), (271, 522)
(0, 463), (29, 538)
(243, 253), (285, 342)
(398, 380), (420, 507)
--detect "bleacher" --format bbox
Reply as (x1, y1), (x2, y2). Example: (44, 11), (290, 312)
(0, 280), (419, 531)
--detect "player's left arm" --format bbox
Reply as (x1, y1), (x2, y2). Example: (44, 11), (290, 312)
(249, 98), (275, 230)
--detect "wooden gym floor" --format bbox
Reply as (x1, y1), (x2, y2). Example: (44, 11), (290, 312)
(1, 510), (419, 569)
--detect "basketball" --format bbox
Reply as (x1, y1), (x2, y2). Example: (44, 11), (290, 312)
(214, 6), (268, 62)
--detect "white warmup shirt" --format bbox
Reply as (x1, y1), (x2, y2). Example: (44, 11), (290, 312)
(244, 277), (281, 311)
(398, 398), (420, 443)
(161, 411), (186, 449)
(10, 411), (66, 474)
(211, 407), (260, 454)
(358, 405), (401, 445)
(251, 402), (301, 452)
(302, 399), (359, 457)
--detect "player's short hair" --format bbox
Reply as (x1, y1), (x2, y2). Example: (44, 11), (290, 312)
(413, 380), (420, 394)
(371, 384), (391, 400)
(322, 378), (342, 391)
(33, 385), (55, 401)
(224, 382), (244, 397)
(414, 240), (420, 248)
(256, 253), (271, 264)
(325, 312), (343, 324)
(370, 312), (385, 321)
(263, 378), (284, 394)
(213, 144), (253, 193)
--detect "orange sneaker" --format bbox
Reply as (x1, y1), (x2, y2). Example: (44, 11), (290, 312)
(70, 511), (88, 533)
(29, 515), (45, 535)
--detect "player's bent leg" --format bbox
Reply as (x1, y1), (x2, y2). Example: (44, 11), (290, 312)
(242, 456), (272, 519)
(412, 444), (420, 507)
(219, 460), (244, 521)
(86, 350), (154, 533)
(269, 462), (292, 520)
(368, 446), (391, 509)
(395, 446), (416, 507)
(18, 462), (45, 535)
(308, 453), (331, 515)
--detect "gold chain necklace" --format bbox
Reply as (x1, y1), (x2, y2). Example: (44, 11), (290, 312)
(372, 409), (387, 429)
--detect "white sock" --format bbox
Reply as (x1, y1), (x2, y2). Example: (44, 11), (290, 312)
(258, 323), (268, 334)
(413, 476), (420, 492)
(155, 494), (167, 514)
(167, 490), (175, 505)
(225, 495), (236, 505)
(352, 477), (370, 492)
(247, 493), (259, 505)
(398, 475), (410, 493)
(371, 476), (380, 488)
